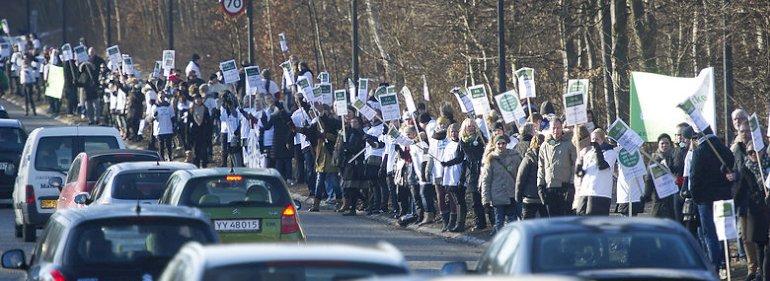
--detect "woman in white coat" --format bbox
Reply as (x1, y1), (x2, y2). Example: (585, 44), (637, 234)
(574, 129), (617, 216)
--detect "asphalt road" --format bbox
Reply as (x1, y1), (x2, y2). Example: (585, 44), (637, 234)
(0, 99), (482, 280)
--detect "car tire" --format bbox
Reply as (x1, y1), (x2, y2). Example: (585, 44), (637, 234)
(14, 223), (21, 238)
(22, 223), (35, 242)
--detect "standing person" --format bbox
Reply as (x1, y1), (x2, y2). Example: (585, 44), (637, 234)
(77, 61), (99, 124)
(290, 106), (311, 185)
(736, 142), (769, 281)
(570, 125), (591, 213)
(300, 102), (342, 212)
(9, 44), (22, 97)
(731, 120), (758, 277)
(185, 54), (201, 79)
(364, 115), (387, 215)
(259, 69), (281, 100)
(258, 94), (294, 179)
(431, 117), (452, 231)
(219, 91), (243, 167)
(153, 94), (175, 161)
(481, 134), (522, 234)
(340, 116), (367, 216)
(459, 118), (493, 231)
(125, 84), (144, 141)
(689, 127), (735, 277)
(394, 125), (418, 221)
(441, 123), (467, 233)
(62, 57), (79, 115)
(175, 91), (193, 150)
(643, 133), (677, 219)
(412, 130), (436, 226)
(19, 55), (37, 115)
(516, 134), (547, 219)
(189, 93), (211, 167)
(574, 129), (617, 216)
(537, 117), (577, 217)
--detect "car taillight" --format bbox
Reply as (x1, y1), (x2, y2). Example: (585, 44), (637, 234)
(25, 185), (35, 205)
(281, 204), (300, 234)
(46, 269), (66, 281)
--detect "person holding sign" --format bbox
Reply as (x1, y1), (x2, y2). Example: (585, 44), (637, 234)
(339, 116), (367, 216)
(185, 53), (201, 78)
(153, 94), (175, 161)
(459, 118), (494, 231)
(574, 129), (617, 216)
(298, 102), (342, 212)
(736, 142), (770, 281)
(537, 117), (577, 217)
(642, 134), (677, 220)
(259, 69), (281, 99)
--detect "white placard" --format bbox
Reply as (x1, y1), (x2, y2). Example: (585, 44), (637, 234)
(219, 60), (240, 84)
(353, 99), (377, 121)
(357, 78), (370, 103)
(422, 74), (430, 101)
(618, 148), (646, 179)
(765, 174), (770, 189)
(607, 118), (644, 152)
(319, 83), (333, 105)
(74, 45), (88, 64)
(453, 87), (474, 113)
(296, 76), (314, 102)
(0, 42), (10, 58)
(244, 66), (262, 96)
(649, 163), (678, 199)
(121, 56), (133, 75)
(318, 71), (330, 83)
(468, 84), (490, 116)
(152, 61), (162, 79)
(334, 90), (348, 116)
(379, 92), (401, 122)
(162, 50), (175, 70)
(567, 79), (590, 104)
(714, 200), (739, 241)
(347, 79), (356, 103)
(494, 90), (526, 125)
(388, 127), (414, 147)
(515, 67), (536, 99)
(61, 43), (73, 61)
(107, 45), (121, 66)
(563, 91), (588, 126)
(677, 95), (710, 132)
(749, 113), (765, 152)
(279, 33), (289, 53)
(401, 86), (417, 114)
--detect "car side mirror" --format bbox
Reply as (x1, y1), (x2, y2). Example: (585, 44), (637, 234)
(293, 199), (302, 211)
(2, 249), (27, 270)
(73, 193), (91, 205)
(441, 261), (468, 275)
(49, 177), (63, 191)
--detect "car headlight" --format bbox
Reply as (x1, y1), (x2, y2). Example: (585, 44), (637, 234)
(5, 163), (15, 175)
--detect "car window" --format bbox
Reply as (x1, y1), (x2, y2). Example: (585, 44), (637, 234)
(533, 232), (705, 273)
(160, 175), (181, 204)
(83, 136), (120, 152)
(35, 137), (76, 173)
(41, 222), (65, 262)
(90, 169), (113, 201)
(0, 127), (26, 150)
(476, 227), (511, 273)
(66, 218), (214, 267)
(180, 175), (290, 207)
(112, 171), (174, 200)
(87, 154), (161, 181)
(202, 261), (408, 281)
(66, 157), (82, 184)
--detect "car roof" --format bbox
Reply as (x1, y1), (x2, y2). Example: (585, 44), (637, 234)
(173, 167), (281, 179)
(0, 119), (23, 128)
(52, 204), (209, 226)
(511, 216), (686, 236)
(29, 125), (120, 137)
(108, 161), (197, 172)
(186, 243), (407, 269)
(84, 149), (160, 159)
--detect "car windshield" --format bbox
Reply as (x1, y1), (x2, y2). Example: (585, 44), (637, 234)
(181, 175), (290, 207)
(202, 261), (408, 281)
(0, 127), (26, 150)
(68, 218), (213, 266)
(35, 137), (76, 173)
(87, 154), (161, 181)
(533, 231), (705, 273)
(112, 171), (174, 200)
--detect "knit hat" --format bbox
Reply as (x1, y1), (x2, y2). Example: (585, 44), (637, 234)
(494, 134), (510, 144)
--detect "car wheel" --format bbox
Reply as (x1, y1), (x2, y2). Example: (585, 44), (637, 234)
(22, 223), (35, 242)
(14, 223), (21, 238)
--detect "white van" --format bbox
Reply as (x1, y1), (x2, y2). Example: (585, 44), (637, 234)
(13, 126), (125, 242)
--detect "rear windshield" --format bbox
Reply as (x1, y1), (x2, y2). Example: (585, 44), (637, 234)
(84, 136), (120, 152)
(533, 231), (705, 273)
(202, 261), (408, 281)
(35, 137), (76, 173)
(112, 171), (174, 200)
(180, 175), (290, 207)
(87, 154), (161, 181)
(0, 127), (26, 150)
(67, 218), (214, 267)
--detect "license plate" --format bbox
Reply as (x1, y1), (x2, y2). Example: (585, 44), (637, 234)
(40, 200), (57, 209)
(213, 219), (261, 232)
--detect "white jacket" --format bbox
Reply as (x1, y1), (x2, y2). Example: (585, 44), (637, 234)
(441, 140), (464, 186)
(576, 146), (618, 198)
(153, 104), (175, 136)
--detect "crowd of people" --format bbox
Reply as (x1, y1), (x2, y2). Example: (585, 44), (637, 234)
(2, 35), (770, 280)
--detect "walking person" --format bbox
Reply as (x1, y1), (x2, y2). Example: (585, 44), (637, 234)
(537, 117), (577, 217)
(189, 93), (211, 167)
(516, 134), (547, 219)
(258, 94), (294, 178)
(153, 94), (175, 161)
(481, 134), (522, 234)
(19, 55), (37, 116)
(412, 131), (436, 226)
(219, 91), (243, 167)
(574, 129), (617, 216)
(299, 102), (342, 212)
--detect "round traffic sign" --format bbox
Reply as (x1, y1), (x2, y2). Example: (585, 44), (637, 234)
(221, 0), (246, 17)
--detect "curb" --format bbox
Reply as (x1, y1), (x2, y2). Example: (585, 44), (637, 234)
(290, 189), (488, 247)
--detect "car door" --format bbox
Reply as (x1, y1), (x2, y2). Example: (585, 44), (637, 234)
(58, 156), (83, 210)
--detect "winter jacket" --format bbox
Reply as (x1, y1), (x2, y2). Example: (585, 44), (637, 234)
(258, 107), (295, 159)
(516, 149), (541, 204)
(441, 140), (465, 187)
(481, 149), (522, 206)
(341, 127), (367, 181)
(300, 115), (341, 173)
(737, 158), (770, 243)
(576, 144), (618, 198)
(537, 134), (577, 189)
(731, 142), (749, 212)
(689, 134), (735, 204)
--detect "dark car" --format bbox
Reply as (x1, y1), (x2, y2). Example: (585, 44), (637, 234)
(443, 216), (717, 281)
(1, 204), (219, 281)
(0, 119), (26, 200)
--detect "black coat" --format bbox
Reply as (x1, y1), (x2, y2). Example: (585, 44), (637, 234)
(341, 127), (367, 181)
(259, 108), (295, 159)
(737, 165), (769, 243)
(189, 108), (212, 145)
(690, 135), (735, 204)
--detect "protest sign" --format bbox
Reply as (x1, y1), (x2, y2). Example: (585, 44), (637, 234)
(452, 87), (474, 113)
(319, 83), (333, 105)
(152, 61), (162, 79)
(567, 79), (590, 103)
(607, 118), (644, 152)
(468, 84), (491, 116)
(649, 163), (679, 199)
(616, 150), (644, 205)
(379, 93), (401, 122)
(121, 56), (133, 75)
(353, 99), (377, 121)
(162, 50), (175, 70)
(107, 45), (121, 66)
(401, 86), (417, 113)
(765, 174), (770, 189)
(296, 76), (314, 102)
(494, 90), (526, 125)
(74, 45), (88, 64)
(515, 67), (536, 99)
(334, 90), (348, 116)
(312, 86), (323, 103)
(244, 66), (262, 96)
(44, 65), (64, 99)
(422, 74), (430, 101)
(617, 148), (646, 179)
(318, 71), (330, 83)
(61, 43), (73, 61)
(677, 95), (710, 132)
(348, 79), (356, 103)
(749, 113), (765, 152)
(388, 127), (415, 147)
(279, 33), (289, 53)
(219, 60), (240, 84)
(357, 78), (370, 102)
(373, 86), (387, 101)
(563, 91), (587, 126)
(714, 200), (739, 241)
(0, 41), (10, 58)
(280, 60), (294, 86)
(0, 19), (8, 35)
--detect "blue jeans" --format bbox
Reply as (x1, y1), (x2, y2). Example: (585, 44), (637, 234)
(493, 204), (517, 232)
(697, 203), (724, 270)
(315, 172), (340, 200)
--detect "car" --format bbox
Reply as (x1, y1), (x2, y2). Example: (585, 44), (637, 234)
(12, 126), (125, 242)
(443, 216), (717, 281)
(1, 204), (219, 281)
(58, 149), (162, 210)
(74, 161), (197, 206)
(158, 167), (305, 243)
(0, 119), (26, 201)
(0, 104), (8, 118)
(159, 242), (410, 281)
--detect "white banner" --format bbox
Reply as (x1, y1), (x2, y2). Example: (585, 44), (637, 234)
(749, 113), (765, 152)
(468, 84), (490, 116)
(219, 60), (240, 84)
(714, 199), (739, 241)
(607, 118), (644, 152)
(494, 90), (526, 125)
(244, 66), (262, 96)
(515, 67), (536, 99)
(379, 92), (401, 122)
(162, 50), (175, 70)
(401, 86), (417, 113)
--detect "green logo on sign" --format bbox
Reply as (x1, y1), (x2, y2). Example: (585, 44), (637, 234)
(380, 94), (397, 106)
(470, 87), (485, 98)
(245, 68), (260, 76)
(618, 149), (639, 167)
(608, 122), (627, 140)
(499, 94), (518, 112)
(565, 93), (583, 107)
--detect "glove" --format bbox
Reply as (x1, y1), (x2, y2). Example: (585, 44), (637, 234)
(593, 143), (610, 170)
(575, 163), (585, 178)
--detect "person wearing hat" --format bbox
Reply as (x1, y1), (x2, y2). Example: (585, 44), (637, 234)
(481, 134), (522, 234)
(185, 53), (201, 79)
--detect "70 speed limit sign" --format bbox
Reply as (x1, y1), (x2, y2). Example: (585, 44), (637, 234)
(221, 0), (247, 16)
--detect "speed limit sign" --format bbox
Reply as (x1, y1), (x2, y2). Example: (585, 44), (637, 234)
(221, 0), (247, 16)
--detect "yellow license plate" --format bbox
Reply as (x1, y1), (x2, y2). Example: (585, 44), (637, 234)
(40, 200), (57, 209)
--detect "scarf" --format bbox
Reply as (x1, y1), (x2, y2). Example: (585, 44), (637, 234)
(192, 104), (206, 126)
(461, 132), (479, 144)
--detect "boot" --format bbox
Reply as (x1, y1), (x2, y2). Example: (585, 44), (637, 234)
(335, 197), (348, 213)
(308, 198), (320, 212)
(451, 212), (467, 233)
(445, 214), (457, 233)
(419, 212), (435, 226)
(440, 213), (451, 232)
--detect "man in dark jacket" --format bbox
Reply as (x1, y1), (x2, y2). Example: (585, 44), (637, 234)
(77, 61), (99, 124)
(259, 94), (295, 179)
(689, 126), (736, 274)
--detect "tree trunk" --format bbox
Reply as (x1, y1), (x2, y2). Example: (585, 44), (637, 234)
(559, 0), (573, 93)
(365, 0), (394, 81)
(612, 0), (630, 121)
(598, 0), (616, 123)
(265, 0), (276, 67)
(114, 0), (122, 42)
(691, 3), (699, 75)
(630, 0), (657, 72)
(308, 0), (328, 71)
